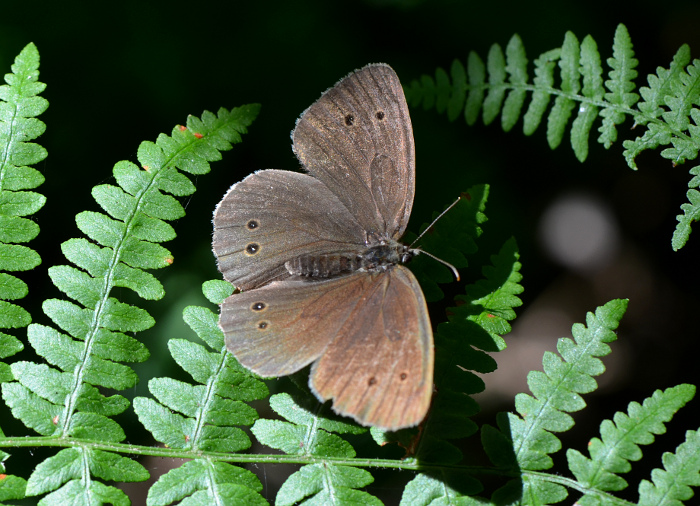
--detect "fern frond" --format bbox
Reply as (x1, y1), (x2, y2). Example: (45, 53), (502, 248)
(406, 24), (700, 247)
(252, 388), (372, 505)
(637, 429), (700, 505)
(135, 280), (268, 505)
(0, 42), (48, 505)
(1, 98), (259, 503)
(484, 299), (628, 504)
(568, 384), (695, 505)
(0, 42), (47, 384)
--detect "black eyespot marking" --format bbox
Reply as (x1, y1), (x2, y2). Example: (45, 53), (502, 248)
(245, 243), (260, 255)
(257, 321), (269, 330)
(246, 219), (259, 230)
(376, 111), (385, 120)
(251, 302), (266, 311)
(400, 373), (408, 381)
(345, 114), (354, 126)
(368, 377), (377, 386)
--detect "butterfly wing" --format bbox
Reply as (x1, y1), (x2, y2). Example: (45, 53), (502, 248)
(213, 169), (366, 291)
(292, 64), (415, 240)
(221, 266), (433, 430)
(310, 266), (433, 430)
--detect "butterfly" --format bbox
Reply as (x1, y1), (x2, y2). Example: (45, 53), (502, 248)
(212, 63), (438, 430)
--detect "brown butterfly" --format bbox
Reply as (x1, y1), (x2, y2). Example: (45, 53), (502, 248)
(213, 63), (446, 430)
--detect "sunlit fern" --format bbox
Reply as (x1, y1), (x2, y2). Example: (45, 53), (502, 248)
(406, 23), (700, 250)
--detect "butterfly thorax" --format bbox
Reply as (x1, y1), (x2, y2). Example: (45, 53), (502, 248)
(285, 240), (415, 279)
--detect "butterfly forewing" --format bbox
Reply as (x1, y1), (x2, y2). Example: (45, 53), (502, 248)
(292, 64), (415, 239)
(213, 169), (365, 291)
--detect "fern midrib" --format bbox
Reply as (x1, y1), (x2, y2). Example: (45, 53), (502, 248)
(584, 399), (671, 488)
(526, 469), (636, 506)
(204, 457), (225, 506)
(62, 158), (180, 432)
(0, 99), (19, 192)
(303, 403), (323, 454)
(189, 348), (230, 449)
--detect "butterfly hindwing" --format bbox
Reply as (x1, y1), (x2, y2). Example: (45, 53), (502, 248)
(309, 266), (433, 429)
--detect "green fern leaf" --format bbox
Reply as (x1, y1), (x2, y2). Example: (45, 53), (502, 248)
(672, 165), (700, 250)
(400, 235), (523, 504)
(400, 472), (482, 506)
(486, 299), (628, 504)
(637, 429), (700, 505)
(25, 448), (147, 497)
(501, 34), (528, 132)
(146, 460), (264, 506)
(0, 468), (27, 502)
(483, 44), (507, 125)
(637, 44), (692, 121)
(0, 42), (47, 391)
(408, 185), (487, 302)
(277, 464), (380, 506)
(548, 32), (580, 150)
(2, 101), (259, 503)
(465, 51), (486, 125)
(447, 59), (467, 121)
(571, 35), (605, 162)
(253, 392), (365, 457)
(568, 384), (695, 504)
(0, 332), (23, 382)
(523, 48), (560, 136)
(598, 24), (639, 149)
(434, 67), (451, 114)
(659, 60), (700, 165)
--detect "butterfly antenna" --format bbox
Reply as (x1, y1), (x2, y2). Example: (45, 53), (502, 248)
(408, 196), (462, 281)
(409, 197), (461, 247)
(414, 248), (461, 281)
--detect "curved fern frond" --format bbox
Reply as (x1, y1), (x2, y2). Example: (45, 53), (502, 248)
(482, 299), (629, 504)
(407, 23), (700, 248)
(406, 25), (642, 164)
(0, 42), (47, 384)
(0, 101), (260, 503)
(135, 280), (268, 505)
(568, 384), (695, 505)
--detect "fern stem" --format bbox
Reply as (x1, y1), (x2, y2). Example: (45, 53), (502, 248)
(0, 436), (512, 474)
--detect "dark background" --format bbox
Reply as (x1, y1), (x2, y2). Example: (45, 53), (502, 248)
(2, 0), (699, 504)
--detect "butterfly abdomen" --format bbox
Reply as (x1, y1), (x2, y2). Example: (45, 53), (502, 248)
(285, 254), (361, 278)
(286, 243), (408, 278)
